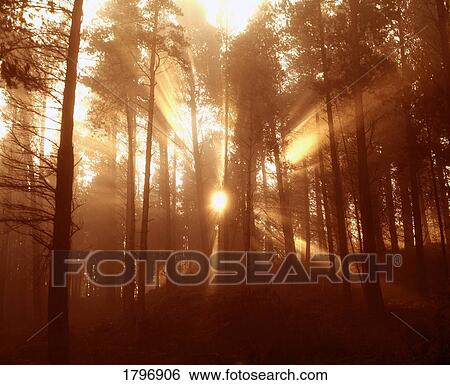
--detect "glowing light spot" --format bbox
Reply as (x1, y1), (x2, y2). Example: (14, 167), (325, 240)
(198, 0), (268, 33)
(211, 191), (227, 212)
(286, 133), (318, 164)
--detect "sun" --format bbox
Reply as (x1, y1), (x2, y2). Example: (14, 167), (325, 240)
(198, 0), (267, 33)
(211, 191), (228, 212)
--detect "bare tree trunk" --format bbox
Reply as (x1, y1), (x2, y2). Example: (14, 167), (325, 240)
(138, 3), (160, 318)
(397, 5), (427, 293)
(48, 0), (83, 363)
(373, 182), (386, 253)
(107, 123), (119, 300)
(437, 159), (450, 244)
(353, 192), (363, 253)
(353, 92), (385, 314)
(272, 130), (296, 254)
(349, 0), (385, 315)
(30, 117), (42, 327)
(339, 117), (363, 252)
(244, 145), (257, 251)
(124, 96), (136, 318)
(220, 30), (230, 251)
(426, 119), (448, 280)
(384, 162), (399, 252)
(314, 162), (326, 250)
(420, 187), (431, 246)
(171, 152), (178, 249)
(302, 159), (311, 261)
(159, 133), (171, 250)
(317, 3), (351, 305)
(188, 69), (209, 254)
(319, 149), (334, 254)
(427, 131), (448, 278)
(407, 134), (427, 292)
(35, 95), (47, 325)
(261, 152), (273, 251)
(398, 165), (415, 248)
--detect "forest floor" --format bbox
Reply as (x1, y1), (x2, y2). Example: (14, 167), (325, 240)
(1, 249), (450, 364)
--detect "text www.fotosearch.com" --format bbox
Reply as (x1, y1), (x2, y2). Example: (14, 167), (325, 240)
(188, 369), (328, 381)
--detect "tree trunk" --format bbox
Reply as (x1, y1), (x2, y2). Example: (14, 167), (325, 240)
(372, 182), (386, 253)
(272, 131), (296, 254)
(339, 118), (363, 252)
(48, 0), (83, 363)
(398, 4), (427, 293)
(159, 133), (171, 250)
(31, 124), (42, 327)
(35, 95), (47, 325)
(353, 90), (385, 315)
(124, 95), (136, 318)
(138, 3), (160, 318)
(384, 162), (399, 252)
(244, 144), (257, 252)
(319, 149), (334, 254)
(171, 152), (178, 249)
(188, 69), (209, 254)
(220, 31), (231, 251)
(427, 136), (448, 278)
(398, 165), (415, 248)
(349, 0), (385, 315)
(420, 186), (431, 245)
(302, 159), (311, 261)
(437, 158), (450, 244)
(407, 140), (427, 292)
(317, 2), (351, 305)
(261, 152), (274, 251)
(107, 122), (119, 300)
(314, 160), (327, 250)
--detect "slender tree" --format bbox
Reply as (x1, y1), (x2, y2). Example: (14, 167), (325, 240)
(48, 0), (84, 363)
(316, 0), (352, 304)
(349, 0), (385, 314)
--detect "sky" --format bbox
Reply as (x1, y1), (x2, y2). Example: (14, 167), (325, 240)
(82, 0), (268, 34)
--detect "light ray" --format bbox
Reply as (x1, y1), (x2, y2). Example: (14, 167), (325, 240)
(285, 133), (319, 164)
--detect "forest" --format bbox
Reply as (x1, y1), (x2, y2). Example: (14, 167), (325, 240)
(0, 0), (450, 364)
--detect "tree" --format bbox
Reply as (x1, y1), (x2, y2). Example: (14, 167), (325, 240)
(1, 0), (73, 332)
(228, 9), (282, 251)
(186, 65), (209, 253)
(48, 0), (84, 363)
(348, 0), (385, 315)
(137, 0), (186, 320)
(316, 0), (351, 304)
(86, 0), (143, 319)
(397, 1), (428, 292)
